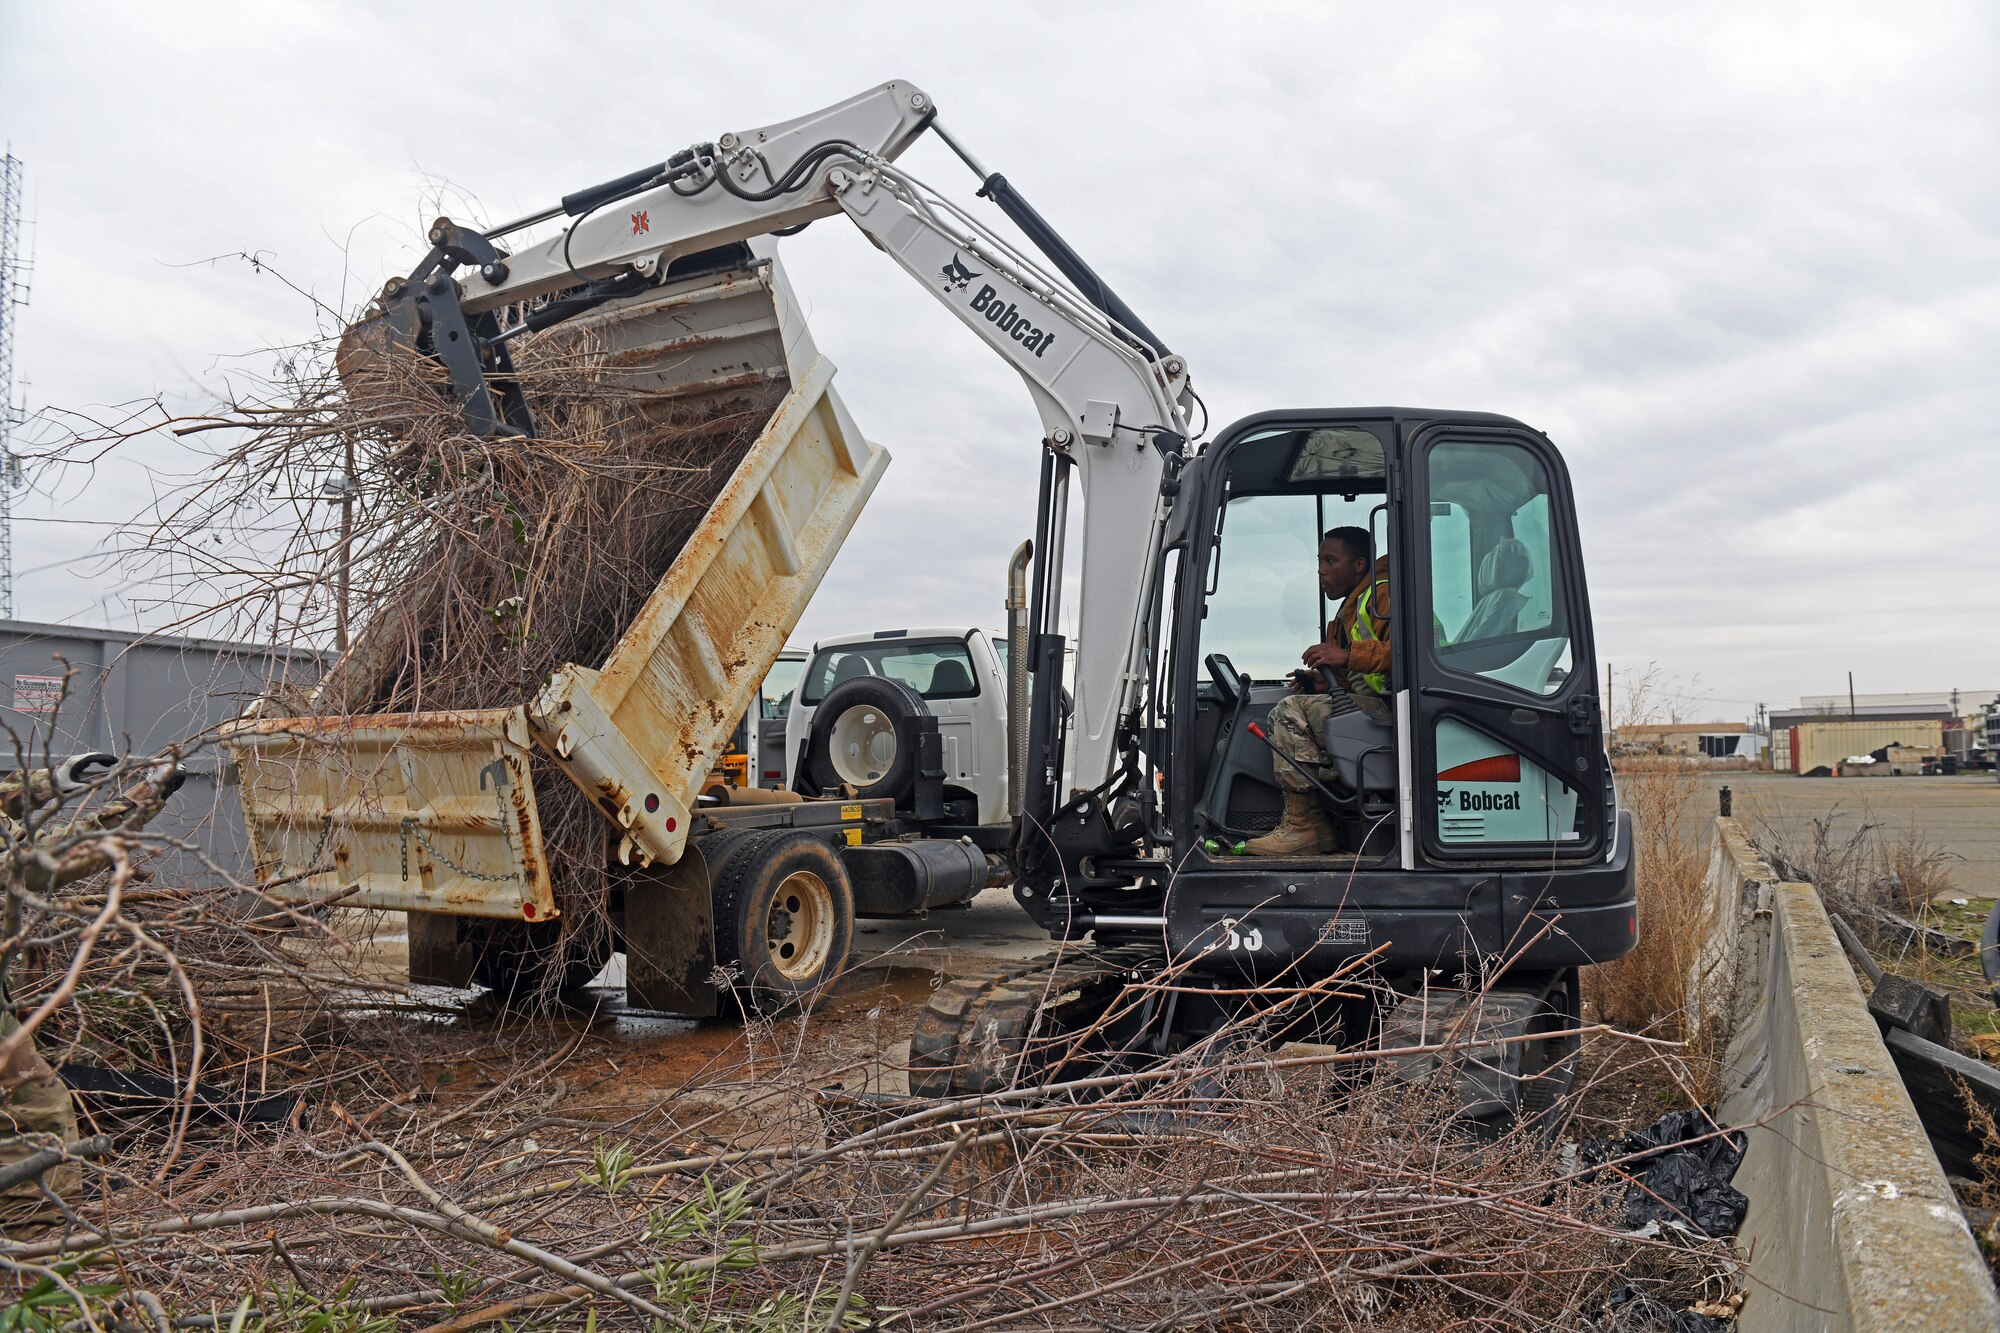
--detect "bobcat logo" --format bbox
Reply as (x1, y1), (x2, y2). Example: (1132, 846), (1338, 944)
(1436, 787), (1454, 812)
(939, 253), (981, 291)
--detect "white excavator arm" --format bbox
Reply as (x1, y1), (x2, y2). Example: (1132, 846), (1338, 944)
(375, 80), (1192, 802)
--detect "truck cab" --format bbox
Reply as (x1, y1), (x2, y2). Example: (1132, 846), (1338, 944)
(787, 628), (1009, 826)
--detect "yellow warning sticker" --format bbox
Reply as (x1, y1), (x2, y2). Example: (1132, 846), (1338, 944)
(844, 828), (863, 846)
(840, 804), (863, 821)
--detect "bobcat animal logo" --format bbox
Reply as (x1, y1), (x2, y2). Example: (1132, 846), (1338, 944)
(939, 253), (981, 291)
(1436, 788), (1454, 812)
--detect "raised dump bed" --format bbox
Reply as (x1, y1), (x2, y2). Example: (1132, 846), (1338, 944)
(225, 245), (888, 930)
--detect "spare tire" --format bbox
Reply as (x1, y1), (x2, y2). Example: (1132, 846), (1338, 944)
(805, 676), (928, 801)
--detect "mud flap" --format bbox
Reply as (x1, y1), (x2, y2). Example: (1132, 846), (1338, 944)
(407, 910), (477, 988)
(623, 844), (719, 1018)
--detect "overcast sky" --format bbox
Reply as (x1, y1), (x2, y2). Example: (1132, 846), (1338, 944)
(2, 1), (1995, 723)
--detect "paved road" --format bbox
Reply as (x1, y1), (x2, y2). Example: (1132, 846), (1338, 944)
(1711, 773), (2000, 900)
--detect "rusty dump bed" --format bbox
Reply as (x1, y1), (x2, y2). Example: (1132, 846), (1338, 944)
(225, 246), (888, 920)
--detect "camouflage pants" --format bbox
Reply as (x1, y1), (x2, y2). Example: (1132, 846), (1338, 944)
(1264, 687), (1390, 793)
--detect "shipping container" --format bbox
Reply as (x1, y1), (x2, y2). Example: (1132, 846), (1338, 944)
(1792, 719), (1944, 776)
(1770, 727), (1792, 772)
(0, 619), (326, 882)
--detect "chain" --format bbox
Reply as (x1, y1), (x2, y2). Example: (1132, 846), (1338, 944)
(395, 770), (522, 885)
(400, 818), (517, 883)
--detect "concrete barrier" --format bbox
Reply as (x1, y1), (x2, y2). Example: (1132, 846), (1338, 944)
(1705, 817), (1999, 1332)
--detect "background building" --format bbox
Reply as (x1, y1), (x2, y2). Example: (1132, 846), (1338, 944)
(1767, 689), (1993, 773)
(1614, 721), (1760, 759)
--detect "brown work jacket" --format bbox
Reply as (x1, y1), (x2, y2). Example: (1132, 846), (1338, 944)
(1324, 556), (1392, 695)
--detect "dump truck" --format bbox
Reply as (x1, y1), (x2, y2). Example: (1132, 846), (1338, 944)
(226, 242), (998, 1015)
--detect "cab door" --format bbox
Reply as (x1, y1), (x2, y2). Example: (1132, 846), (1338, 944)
(1403, 424), (1606, 863)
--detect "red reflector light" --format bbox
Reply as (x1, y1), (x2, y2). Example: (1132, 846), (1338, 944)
(1437, 753), (1522, 783)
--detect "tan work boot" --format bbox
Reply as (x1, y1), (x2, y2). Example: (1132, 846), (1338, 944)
(1243, 792), (1337, 856)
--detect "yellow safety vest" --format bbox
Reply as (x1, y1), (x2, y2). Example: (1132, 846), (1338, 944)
(1350, 579), (1389, 696)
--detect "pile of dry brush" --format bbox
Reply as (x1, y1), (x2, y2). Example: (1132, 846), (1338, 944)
(45, 298), (783, 964)
(2, 908), (1738, 1330)
(301, 323), (778, 956)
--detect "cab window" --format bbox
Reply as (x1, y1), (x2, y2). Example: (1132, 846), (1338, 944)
(758, 657), (803, 721)
(801, 639), (981, 703)
(1426, 442), (1571, 696)
(1199, 495), (1323, 681)
(1200, 493), (1384, 682)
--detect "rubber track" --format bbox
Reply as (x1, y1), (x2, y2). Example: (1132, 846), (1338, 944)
(907, 944), (1161, 1098)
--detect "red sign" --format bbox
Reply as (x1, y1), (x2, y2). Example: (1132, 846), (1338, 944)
(630, 210), (650, 235)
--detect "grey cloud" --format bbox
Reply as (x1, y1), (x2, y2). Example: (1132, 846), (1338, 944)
(1, 0), (1994, 717)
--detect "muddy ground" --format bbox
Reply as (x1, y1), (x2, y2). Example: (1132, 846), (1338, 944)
(332, 886), (1696, 1148)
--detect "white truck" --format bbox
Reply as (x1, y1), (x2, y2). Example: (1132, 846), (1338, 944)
(785, 628), (1010, 826)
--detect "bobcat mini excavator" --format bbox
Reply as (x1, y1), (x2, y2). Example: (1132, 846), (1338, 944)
(341, 80), (1636, 1127)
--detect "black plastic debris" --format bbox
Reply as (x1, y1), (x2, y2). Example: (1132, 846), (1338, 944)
(61, 1063), (300, 1125)
(1582, 1284), (1731, 1333)
(1579, 1108), (1749, 1237)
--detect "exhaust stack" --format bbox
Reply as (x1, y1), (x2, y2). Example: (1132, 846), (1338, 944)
(1006, 539), (1033, 817)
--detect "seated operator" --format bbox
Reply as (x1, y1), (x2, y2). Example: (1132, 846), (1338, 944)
(1244, 526), (1391, 856)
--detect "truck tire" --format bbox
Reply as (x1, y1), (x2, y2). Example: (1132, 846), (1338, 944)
(805, 677), (927, 801)
(468, 919), (613, 1009)
(713, 831), (854, 1013)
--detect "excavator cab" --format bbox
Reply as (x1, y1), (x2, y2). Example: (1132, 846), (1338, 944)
(931, 408), (1637, 1123)
(1150, 409), (1632, 954)
(1174, 411), (1612, 867)
(924, 410), (1638, 1125)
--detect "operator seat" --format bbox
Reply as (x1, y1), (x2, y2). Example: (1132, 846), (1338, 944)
(1318, 702), (1398, 855)
(1321, 708), (1397, 796)
(927, 659), (974, 695)
(829, 655), (871, 687)
(1460, 539), (1533, 643)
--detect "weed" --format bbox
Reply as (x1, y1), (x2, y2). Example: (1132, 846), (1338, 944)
(0, 1260), (121, 1333)
(1588, 758), (1711, 1040)
(582, 1140), (637, 1197)
(1875, 818), (1960, 917)
(251, 1281), (395, 1333)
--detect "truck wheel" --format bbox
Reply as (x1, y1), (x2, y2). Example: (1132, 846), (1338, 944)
(468, 920), (612, 1009)
(805, 677), (927, 801)
(713, 832), (854, 1013)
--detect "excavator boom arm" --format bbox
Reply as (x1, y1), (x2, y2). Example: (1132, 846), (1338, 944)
(367, 81), (1190, 816)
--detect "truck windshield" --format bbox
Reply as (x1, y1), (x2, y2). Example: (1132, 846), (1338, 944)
(801, 639), (981, 703)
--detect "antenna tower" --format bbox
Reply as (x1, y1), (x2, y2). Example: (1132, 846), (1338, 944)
(0, 150), (29, 619)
